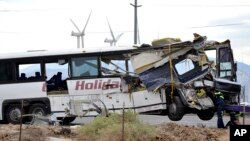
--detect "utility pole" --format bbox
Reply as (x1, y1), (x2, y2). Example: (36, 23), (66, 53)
(130, 0), (141, 44)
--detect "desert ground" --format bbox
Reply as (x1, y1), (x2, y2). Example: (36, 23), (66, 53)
(1, 115), (249, 141)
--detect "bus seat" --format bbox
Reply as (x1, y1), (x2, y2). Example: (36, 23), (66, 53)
(19, 73), (27, 80)
(55, 72), (62, 89)
(35, 72), (41, 80)
(56, 72), (62, 82)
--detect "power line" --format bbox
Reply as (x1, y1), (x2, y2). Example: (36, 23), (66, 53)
(153, 4), (250, 7)
(0, 8), (71, 12)
(0, 30), (134, 34)
(1, 21), (250, 34)
(189, 22), (250, 29)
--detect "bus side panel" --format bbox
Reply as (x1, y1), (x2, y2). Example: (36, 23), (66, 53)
(132, 91), (165, 113)
(49, 95), (70, 112)
(101, 91), (164, 113)
(67, 78), (165, 115)
(100, 93), (134, 110)
(66, 78), (122, 116)
(0, 82), (46, 99)
(67, 78), (121, 95)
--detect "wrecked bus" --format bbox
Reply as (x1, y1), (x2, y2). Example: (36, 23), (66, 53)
(130, 34), (241, 121)
(0, 34), (241, 124)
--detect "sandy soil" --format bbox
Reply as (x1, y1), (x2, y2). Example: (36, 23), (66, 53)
(0, 123), (228, 141)
(0, 124), (77, 141)
(155, 122), (229, 141)
(1, 116), (249, 141)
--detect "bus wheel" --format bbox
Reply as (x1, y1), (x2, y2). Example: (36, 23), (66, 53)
(168, 96), (184, 121)
(5, 105), (22, 124)
(28, 103), (47, 122)
(197, 108), (215, 121)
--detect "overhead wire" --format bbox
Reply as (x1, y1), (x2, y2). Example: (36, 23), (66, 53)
(1, 21), (250, 34)
(189, 22), (250, 29)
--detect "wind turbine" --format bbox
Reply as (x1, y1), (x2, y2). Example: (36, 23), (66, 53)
(70, 11), (92, 48)
(104, 18), (124, 46)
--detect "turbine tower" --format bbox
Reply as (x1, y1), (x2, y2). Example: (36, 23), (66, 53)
(70, 11), (92, 48)
(104, 18), (124, 46)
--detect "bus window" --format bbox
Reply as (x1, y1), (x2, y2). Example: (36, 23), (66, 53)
(175, 58), (195, 75)
(46, 61), (68, 92)
(0, 62), (13, 82)
(205, 50), (216, 63)
(71, 56), (98, 77)
(101, 60), (127, 75)
(101, 55), (135, 76)
(218, 47), (233, 79)
(45, 62), (68, 80)
(18, 63), (41, 80)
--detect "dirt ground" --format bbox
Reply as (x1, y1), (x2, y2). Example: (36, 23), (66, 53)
(0, 117), (249, 141)
(0, 123), (228, 141)
(0, 124), (78, 141)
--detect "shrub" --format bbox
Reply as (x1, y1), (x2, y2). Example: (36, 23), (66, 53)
(78, 110), (156, 141)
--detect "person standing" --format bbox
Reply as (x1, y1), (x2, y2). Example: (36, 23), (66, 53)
(215, 90), (225, 128)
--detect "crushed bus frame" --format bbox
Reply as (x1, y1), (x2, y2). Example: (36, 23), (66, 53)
(0, 33), (245, 124)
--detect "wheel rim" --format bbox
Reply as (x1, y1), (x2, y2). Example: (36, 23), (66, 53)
(32, 107), (45, 116)
(169, 103), (177, 115)
(9, 107), (21, 122)
(29, 107), (46, 123)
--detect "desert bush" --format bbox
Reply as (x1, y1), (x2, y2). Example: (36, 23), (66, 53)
(78, 110), (156, 141)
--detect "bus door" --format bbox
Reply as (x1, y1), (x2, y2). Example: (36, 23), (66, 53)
(67, 56), (103, 116)
(44, 59), (70, 115)
(67, 55), (134, 116)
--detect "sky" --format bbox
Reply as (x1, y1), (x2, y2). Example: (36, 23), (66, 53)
(1, 0), (250, 69)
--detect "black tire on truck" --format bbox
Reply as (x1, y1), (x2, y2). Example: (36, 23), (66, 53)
(28, 103), (47, 123)
(168, 96), (185, 121)
(197, 108), (215, 121)
(5, 104), (23, 124)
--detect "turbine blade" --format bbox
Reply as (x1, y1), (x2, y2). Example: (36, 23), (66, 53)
(115, 33), (124, 41)
(70, 18), (81, 33)
(106, 18), (115, 41)
(82, 11), (92, 33)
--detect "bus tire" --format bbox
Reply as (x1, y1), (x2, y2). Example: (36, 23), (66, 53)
(5, 104), (22, 124)
(168, 96), (184, 121)
(197, 108), (215, 121)
(28, 103), (47, 122)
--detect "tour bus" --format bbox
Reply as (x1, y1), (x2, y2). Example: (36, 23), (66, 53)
(0, 34), (241, 124)
(0, 46), (166, 124)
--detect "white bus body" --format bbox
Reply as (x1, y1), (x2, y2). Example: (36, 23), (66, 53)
(0, 46), (166, 124)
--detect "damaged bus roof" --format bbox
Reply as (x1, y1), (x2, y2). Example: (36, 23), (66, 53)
(0, 37), (231, 61)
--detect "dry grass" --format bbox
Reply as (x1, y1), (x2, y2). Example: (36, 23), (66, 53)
(77, 110), (156, 141)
